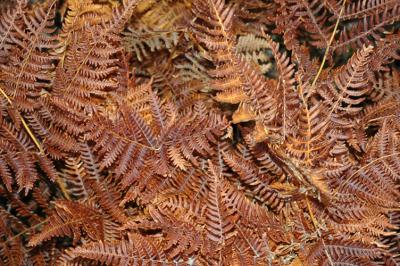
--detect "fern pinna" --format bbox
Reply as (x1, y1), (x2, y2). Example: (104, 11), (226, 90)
(0, 0), (399, 265)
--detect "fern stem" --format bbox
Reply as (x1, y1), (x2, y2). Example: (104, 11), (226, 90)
(309, 0), (347, 91)
(0, 86), (44, 154)
(1, 219), (48, 246)
(57, 175), (71, 200)
(305, 196), (319, 230)
(306, 196), (334, 266)
(0, 84), (70, 197)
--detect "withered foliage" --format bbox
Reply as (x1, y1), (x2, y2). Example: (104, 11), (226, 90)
(0, 0), (399, 265)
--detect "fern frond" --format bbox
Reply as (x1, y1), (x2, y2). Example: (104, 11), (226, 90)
(28, 200), (105, 247)
(123, 26), (180, 61)
(205, 160), (238, 244)
(320, 45), (374, 117)
(341, 0), (400, 20)
(303, 236), (383, 265)
(65, 233), (169, 265)
(334, 3), (400, 52)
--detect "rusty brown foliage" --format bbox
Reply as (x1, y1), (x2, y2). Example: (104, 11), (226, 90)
(0, 0), (399, 265)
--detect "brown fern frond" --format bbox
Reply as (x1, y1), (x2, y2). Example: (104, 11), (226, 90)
(28, 200), (105, 247)
(341, 0), (400, 20)
(123, 26), (181, 61)
(65, 233), (170, 265)
(320, 45), (374, 116)
(303, 236), (384, 265)
(280, 0), (333, 49)
(1, 0), (400, 264)
(334, 3), (400, 52)
(0, 208), (25, 266)
(204, 160), (238, 245)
